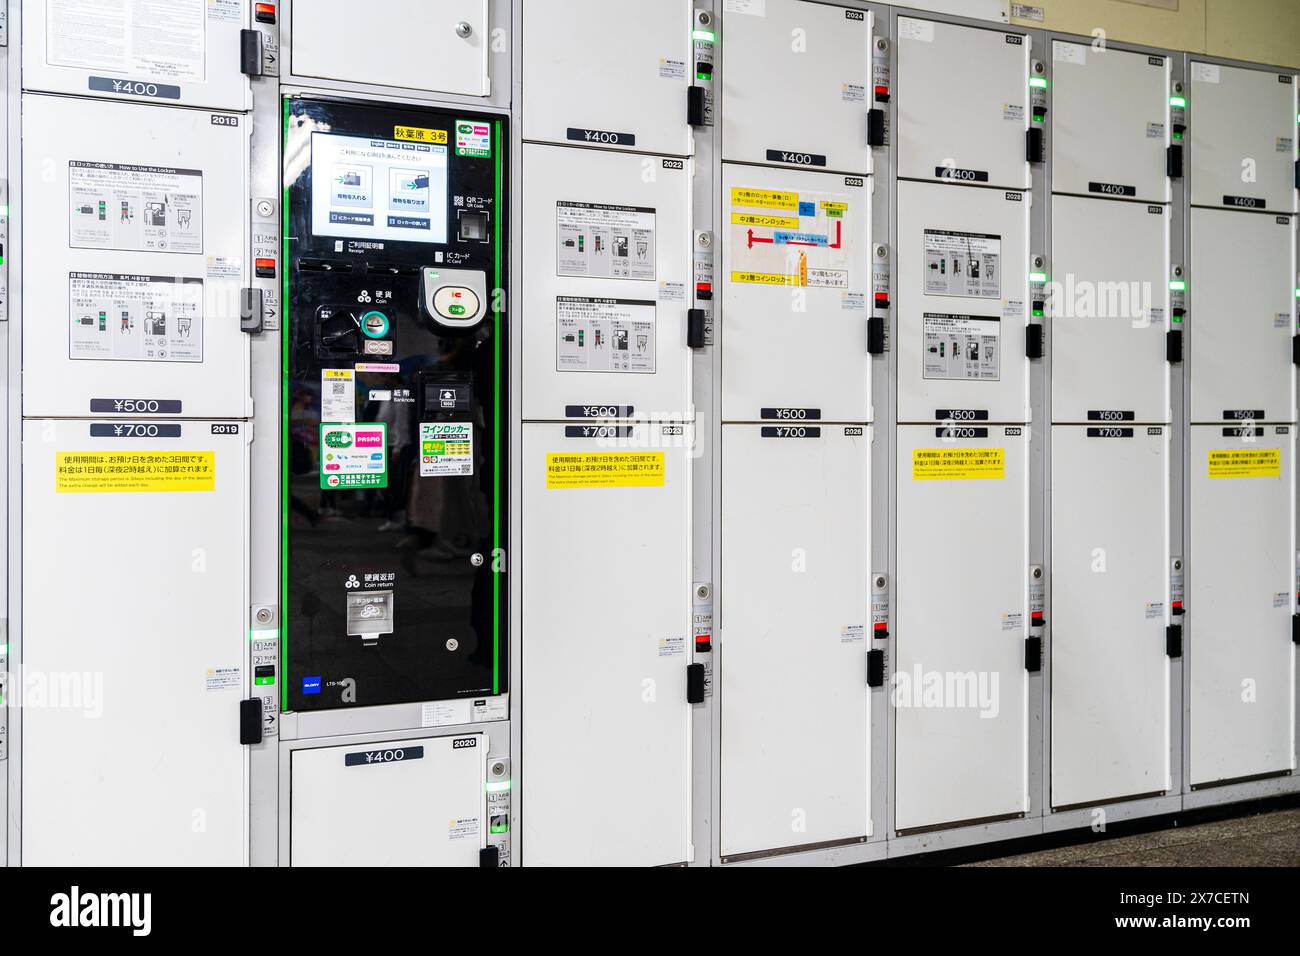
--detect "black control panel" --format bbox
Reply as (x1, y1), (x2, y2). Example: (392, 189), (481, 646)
(282, 96), (507, 712)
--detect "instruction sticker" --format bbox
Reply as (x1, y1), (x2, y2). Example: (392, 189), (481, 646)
(556, 297), (656, 373)
(912, 447), (1006, 481)
(1207, 448), (1282, 479)
(420, 422), (474, 477)
(69, 162), (203, 254)
(556, 202), (656, 280)
(546, 452), (666, 489)
(69, 273), (203, 362)
(56, 451), (216, 494)
(47, 0), (205, 81)
(923, 313), (1001, 381)
(924, 230), (1002, 298)
(729, 182), (857, 289)
(321, 369), (355, 423)
(320, 423), (388, 490)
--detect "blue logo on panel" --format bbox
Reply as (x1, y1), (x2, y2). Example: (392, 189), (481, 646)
(302, 676), (322, 695)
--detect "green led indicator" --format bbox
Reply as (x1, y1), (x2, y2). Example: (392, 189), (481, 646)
(255, 676), (275, 686)
(1172, 131), (1183, 140)
(1170, 96), (1186, 109)
(1029, 76), (1048, 90)
(1170, 280), (1186, 292)
(1030, 272), (1049, 283)
(0, 643), (8, 656)
(692, 29), (715, 42)
(1032, 309), (1045, 318)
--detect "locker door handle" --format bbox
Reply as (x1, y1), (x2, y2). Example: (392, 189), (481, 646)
(1026, 128), (1044, 165)
(688, 308), (708, 349)
(1025, 323), (1044, 360)
(686, 664), (706, 704)
(239, 698), (263, 745)
(866, 649), (886, 687)
(1167, 329), (1184, 364)
(1024, 637), (1043, 673)
(867, 316), (887, 355)
(1292, 615), (1300, 645)
(480, 846), (501, 867)
(1166, 624), (1183, 659)
(240, 29), (265, 77)
(867, 109), (886, 148)
(1167, 144), (1184, 180)
(1292, 334), (1300, 366)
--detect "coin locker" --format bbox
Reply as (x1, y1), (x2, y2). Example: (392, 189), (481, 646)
(720, 423), (872, 859)
(895, 17), (1031, 190)
(721, 0), (873, 175)
(1189, 61), (1298, 214)
(522, 0), (694, 157)
(291, 0), (490, 96)
(521, 422), (693, 866)
(894, 425), (1029, 832)
(1050, 43), (1172, 204)
(290, 734), (487, 867)
(22, 0), (253, 111)
(1050, 425), (1171, 809)
(1188, 208), (1296, 424)
(896, 179), (1030, 424)
(1050, 195), (1171, 424)
(522, 143), (692, 422)
(1188, 425), (1296, 786)
(721, 164), (871, 423)
(22, 93), (252, 419)
(22, 419), (249, 865)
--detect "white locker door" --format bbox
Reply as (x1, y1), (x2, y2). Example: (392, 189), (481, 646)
(722, 0), (872, 174)
(1051, 426), (1171, 808)
(22, 419), (249, 865)
(897, 180), (1030, 424)
(1050, 196), (1171, 424)
(521, 422), (692, 866)
(522, 144), (692, 422)
(896, 18), (1030, 190)
(720, 424), (871, 859)
(22, 93), (252, 420)
(1189, 208), (1296, 424)
(522, 0), (693, 157)
(895, 425), (1029, 831)
(22, 0), (252, 111)
(291, 735), (486, 867)
(291, 0), (489, 96)
(1190, 62), (1298, 214)
(1189, 425), (1297, 786)
(721, 164), (871, 422)
(1051, 43), (1171, 203)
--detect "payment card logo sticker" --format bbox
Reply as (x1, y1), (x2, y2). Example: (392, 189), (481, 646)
(455, 120), (492, 158)
(320, 422), (388, 490)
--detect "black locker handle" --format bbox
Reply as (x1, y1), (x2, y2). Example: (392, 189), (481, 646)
(1167, 329), (1184, 364)
(1024, 637), (1043, 673)
(1166, 624), (1184, 659)
(239, 698), (263, 745)
(687, 309), (708, 349)
(867, 109), (886, 148)
(240, 29), (264, 77)
(1292, 334), (1300, 366)
(686, 664), (706, 704)
(1026, 127), (1044, 164)
(866, 649), (886, 688)
(867, 315), (886, 355)
(1026, 323), (1044, 360)
(1167, 143), (1184, 180)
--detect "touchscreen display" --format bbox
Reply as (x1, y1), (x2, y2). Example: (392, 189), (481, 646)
(310, 132), (448, 245)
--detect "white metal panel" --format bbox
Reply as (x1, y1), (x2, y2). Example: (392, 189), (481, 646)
(22, 419), (249, 865)
(721, 0), (872, 174)
(1190, 61), (1298, 213)
(1051, 426), (1171, 808)
(521, 422), (692, 866)
(897, 179), (1030, 423)
(22, 0), (252, 111)
(22, 93), (251, 419)
(892, 0), (1009, 21)
(1189, 208), (1296, 424)
(895, 17), (1030, 190)
(1050, 195), (1171, 424)
(522, 144), (692, 422)
(522, 0), (693, 156)
(1189, 425), (1296, 785)
(1050, 43), (1171, 203)
(720, 424), (871, 858)
(292, 0), (489, 96)
(894, 425), (1029, 831)
(291, 735), (486, 867)
(721, 164), (871, 422)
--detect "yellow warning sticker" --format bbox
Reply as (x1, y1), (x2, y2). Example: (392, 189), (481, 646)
(546, 452), (666, 489)
(731, 212), (801, 229)
(912, 448), (1006, 481)
(56, 451), (217, 494)
(729, 187), (799, 211)
(1207, 448), (1281, 479)
(394, 125), (448, 145)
